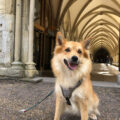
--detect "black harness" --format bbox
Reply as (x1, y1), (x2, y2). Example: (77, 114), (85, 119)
(61, 79), (83, 105)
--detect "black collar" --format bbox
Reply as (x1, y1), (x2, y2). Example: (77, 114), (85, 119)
(61, 79), (83, 105)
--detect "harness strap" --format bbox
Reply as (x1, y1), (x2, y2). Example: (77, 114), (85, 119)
(61, 79), (83, 105)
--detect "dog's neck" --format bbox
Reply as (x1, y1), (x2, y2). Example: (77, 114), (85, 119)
(57, 72), (84, 89)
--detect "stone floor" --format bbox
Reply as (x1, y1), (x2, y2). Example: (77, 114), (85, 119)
(0, 63), (120, 120)
(91, 63), (119, 82)
(0, 79), (120, 120)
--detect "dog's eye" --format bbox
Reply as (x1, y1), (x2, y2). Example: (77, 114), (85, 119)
(65, 48), (70, 52)
(78, 49), (82, 54)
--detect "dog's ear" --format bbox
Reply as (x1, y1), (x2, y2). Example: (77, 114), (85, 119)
(83, 40), (90, 50)
(56, 32), (66, 46)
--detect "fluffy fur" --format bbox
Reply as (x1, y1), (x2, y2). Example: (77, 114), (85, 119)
(51, 32), (100, 120)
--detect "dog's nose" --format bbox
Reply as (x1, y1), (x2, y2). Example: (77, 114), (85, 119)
(71, 56), (78, 62)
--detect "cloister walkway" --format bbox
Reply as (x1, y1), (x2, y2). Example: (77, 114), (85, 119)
(0, 64), (120, 120)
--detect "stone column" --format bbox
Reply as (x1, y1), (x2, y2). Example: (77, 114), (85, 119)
(25, 0), (38, 77)
(28, 0), (35, 68)
(117, 27), (120, 84)
(21, 0), (29, 63)
(12, 0), (23, 69)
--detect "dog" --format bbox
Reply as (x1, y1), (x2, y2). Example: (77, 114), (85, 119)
(51, 32), (100, 120)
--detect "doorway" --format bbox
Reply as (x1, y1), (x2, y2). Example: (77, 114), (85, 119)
(93, 48), (110, 63)
(33, 27), (55, 76)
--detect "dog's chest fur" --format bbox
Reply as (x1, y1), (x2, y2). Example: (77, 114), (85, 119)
(55, 77), (85, 114)
(55, 75), (86, 101)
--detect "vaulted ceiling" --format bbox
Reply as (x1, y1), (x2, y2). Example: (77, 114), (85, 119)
(50, 0), (120, 57)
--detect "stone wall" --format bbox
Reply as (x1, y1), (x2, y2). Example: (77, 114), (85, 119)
(0, 0), (15, 66)
(0, 0), (16, 76)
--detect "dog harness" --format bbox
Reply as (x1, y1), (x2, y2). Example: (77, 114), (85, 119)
(61, 79), (83, 105)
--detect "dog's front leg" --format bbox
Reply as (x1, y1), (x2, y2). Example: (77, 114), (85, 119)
(54, 95), (65, 120)
(80, 100), (88, 120)
(79, 102), (88, 120)
(76, 98), (88, 120)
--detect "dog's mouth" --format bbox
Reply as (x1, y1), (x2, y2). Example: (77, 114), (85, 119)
(64, 59), (79, 71)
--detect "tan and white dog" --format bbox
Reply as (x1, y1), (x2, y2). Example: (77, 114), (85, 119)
(51, 32), (100, 120)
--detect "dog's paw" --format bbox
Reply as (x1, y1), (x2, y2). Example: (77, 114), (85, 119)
(89, 114), (97, 120)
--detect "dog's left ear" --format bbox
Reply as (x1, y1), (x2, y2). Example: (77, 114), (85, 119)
(83, 40), (90, 50)
(56, 32), (66, 46)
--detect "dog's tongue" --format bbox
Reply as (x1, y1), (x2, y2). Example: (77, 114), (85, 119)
(68, 62), (77, 70)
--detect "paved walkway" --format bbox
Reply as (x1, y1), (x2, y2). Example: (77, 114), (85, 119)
(0, 79), (120, 120)
(0, 63), (120, 120)
(91, 63), (120, 82)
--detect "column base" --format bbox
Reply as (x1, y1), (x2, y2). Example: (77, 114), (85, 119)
(0, 67), (25, 77)
(12, 61), (24, 70)
(9, 61), (25, 77)
(25, 70), (39, 78)
(25, 62), (36, 70)
(25, 62), (39, 77)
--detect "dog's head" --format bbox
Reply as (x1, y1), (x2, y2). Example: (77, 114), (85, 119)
(51, 32), (92, 76)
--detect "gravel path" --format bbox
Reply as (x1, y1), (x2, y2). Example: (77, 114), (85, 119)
(0, 79), (120, 120)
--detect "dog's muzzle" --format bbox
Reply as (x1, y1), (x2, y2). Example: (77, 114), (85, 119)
(64, 56), (79, 70)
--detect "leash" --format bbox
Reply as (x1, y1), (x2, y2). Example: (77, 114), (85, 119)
(19, 90), (54, 113)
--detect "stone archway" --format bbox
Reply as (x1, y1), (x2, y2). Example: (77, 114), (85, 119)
(93, 48), (110, 63)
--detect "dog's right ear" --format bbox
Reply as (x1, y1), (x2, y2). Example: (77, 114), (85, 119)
(56, 32), (66, 46)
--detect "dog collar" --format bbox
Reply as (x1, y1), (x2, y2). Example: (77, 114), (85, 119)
(61, 79), (83, 105)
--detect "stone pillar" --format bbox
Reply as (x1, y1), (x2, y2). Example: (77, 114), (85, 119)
(117, 26), (120, 84)
(21, 0), (29, 63)
(119, 26), (120, 71)
(25, 0), (38, 77)
(28, 0), (35, 67)
(12, 0), (23, 69)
